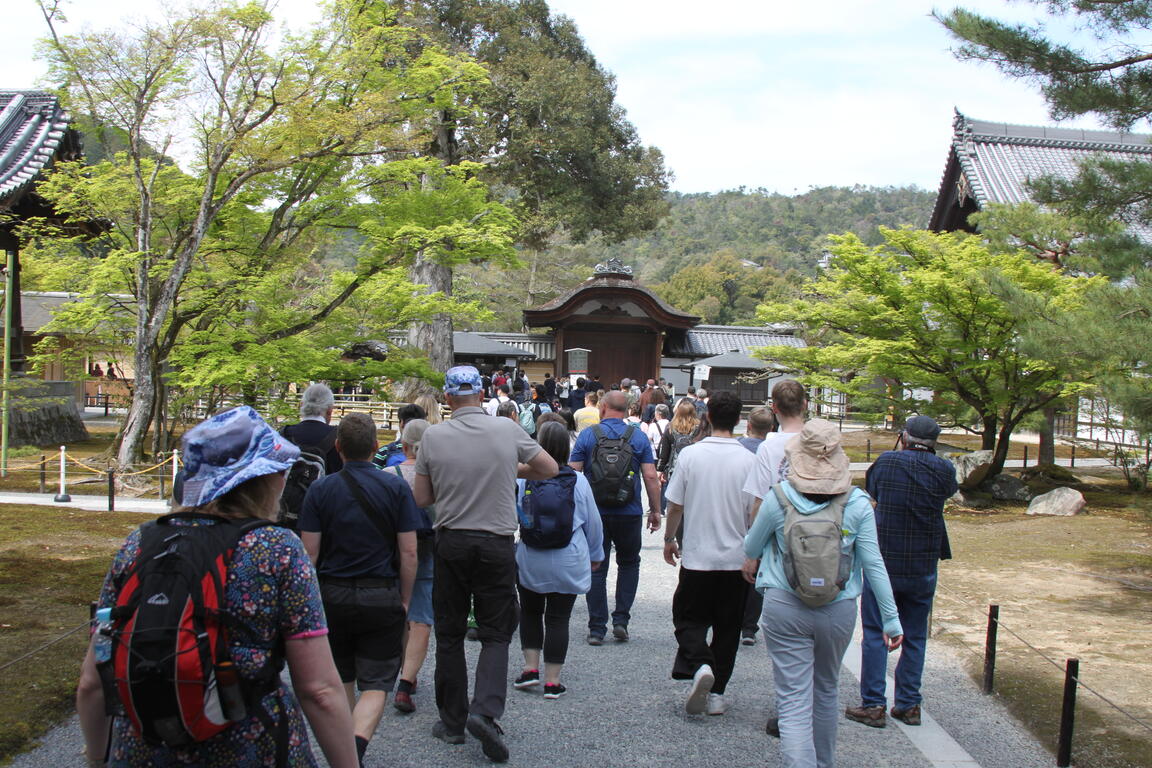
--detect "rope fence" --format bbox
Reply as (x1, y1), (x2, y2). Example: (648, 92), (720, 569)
(0, 620), (90, 676)
(0, 446), (182, 505)
(933, 580), (1152, 766)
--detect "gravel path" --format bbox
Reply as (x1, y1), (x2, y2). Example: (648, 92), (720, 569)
(11, 527), (1054, 768)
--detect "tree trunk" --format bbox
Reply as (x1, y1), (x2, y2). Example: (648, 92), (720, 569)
(988, 419), (1019, 477)
(1038, 406), (1057, 465)
(525, 249), (539, 307)
(117, 342), (156, 467)
(980, 414), (997, 450)
(399, 251), (453, 401)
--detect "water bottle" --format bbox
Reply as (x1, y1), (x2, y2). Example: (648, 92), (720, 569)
(214, 660), (248, 721)
(93, 607), (113, 664)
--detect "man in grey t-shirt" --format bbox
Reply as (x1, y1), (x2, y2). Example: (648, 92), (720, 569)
(414, 367), (557, 763)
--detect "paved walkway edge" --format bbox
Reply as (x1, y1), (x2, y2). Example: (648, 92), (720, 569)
(842, 638), (982, 768)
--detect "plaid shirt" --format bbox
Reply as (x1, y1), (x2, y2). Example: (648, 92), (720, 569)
(865, 448), (958, 577)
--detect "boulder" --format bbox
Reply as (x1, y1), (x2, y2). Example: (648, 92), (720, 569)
(1026, 487), (1086, 516)
(951, 450), (994, 490)
(981, 473), (1034, 502)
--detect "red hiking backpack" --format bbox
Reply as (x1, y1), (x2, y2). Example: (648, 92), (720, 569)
(101, 513), (286, 751)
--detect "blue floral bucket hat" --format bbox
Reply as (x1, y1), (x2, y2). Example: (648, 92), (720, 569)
(443, 365), (483, 395)
(180, 405), (300, 508)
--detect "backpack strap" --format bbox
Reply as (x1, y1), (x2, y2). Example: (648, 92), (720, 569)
(339, 469), (397, 549)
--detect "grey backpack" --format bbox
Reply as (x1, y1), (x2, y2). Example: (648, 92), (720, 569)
(774, 485), (853, 607)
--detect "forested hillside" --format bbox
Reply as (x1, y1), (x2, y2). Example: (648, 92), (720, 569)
(456, 185), (936, 329)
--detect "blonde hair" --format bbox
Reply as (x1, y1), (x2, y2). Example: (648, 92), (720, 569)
(415, 393), (443, 424)
(671, 399), (699, 434)
(585, 390), (600, 407)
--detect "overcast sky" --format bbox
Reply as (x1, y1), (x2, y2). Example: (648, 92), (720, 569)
(2, 0), (1114, 194)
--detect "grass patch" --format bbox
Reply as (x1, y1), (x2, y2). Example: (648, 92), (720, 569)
(938, 507), (1152, 768)
(0, 505), (142, 761)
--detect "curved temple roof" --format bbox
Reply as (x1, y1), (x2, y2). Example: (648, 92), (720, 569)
(930, 110), (1152, 240)
(0, 91), (74, 209)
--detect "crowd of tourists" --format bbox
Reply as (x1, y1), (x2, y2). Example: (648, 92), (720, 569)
(76, 369), (957, 768)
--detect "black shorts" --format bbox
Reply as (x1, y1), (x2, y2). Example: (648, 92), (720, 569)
(320, 580), (406, 691)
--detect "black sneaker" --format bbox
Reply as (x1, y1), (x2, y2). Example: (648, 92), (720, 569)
(514, 669), (540, 689)
(466, 626), (479, 641)
(432, 721), (465, 745)
(587, 633), (604, 646)
(741, 631), (757, 646)
(612, 624), (629, 642)
(466, 714), (509, 763)
(765, 717), (780, 737)
(543, 683), (567, 699)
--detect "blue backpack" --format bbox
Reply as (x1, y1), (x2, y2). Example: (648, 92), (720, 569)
(519, 466), (578, 549)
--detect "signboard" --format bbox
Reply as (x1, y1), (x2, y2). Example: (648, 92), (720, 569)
(693, 364), (711, 382)
(565, 347), (590, 376)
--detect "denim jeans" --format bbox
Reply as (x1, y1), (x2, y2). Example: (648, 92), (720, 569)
(859, 572), (937, 710)
(585, 514), (643, 636)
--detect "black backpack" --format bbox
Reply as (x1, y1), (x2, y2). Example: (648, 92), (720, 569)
(519, 465), (578, 548)
(103, 514), (286, 753)
(277, 427), (336, 532)
(585, 424), (638, 507)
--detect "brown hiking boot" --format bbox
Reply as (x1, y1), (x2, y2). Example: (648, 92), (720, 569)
(891, 704), (921, 726)
(845, 704), (887, 728)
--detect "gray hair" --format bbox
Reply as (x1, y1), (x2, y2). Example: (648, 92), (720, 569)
(299, 383), (335, 419)
(696, 388), (708, 399)
(902, 433), (937, 450)
(654, 403), (670, 419)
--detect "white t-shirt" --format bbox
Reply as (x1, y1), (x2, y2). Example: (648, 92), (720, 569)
(484, 394), (510, 417)
(664, 437), (757, 571)
(742, 431), (799, 501)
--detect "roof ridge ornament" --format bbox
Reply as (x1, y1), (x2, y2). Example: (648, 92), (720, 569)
(593, 256), (633, 278)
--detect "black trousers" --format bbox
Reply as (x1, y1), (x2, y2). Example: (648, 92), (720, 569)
(433, 529), (519, 733)
(743, 587), (765, 634)
(517, 587), (578, 664)
(671, 568), (748, 694)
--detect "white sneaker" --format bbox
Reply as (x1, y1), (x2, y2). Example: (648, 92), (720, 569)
(686, 664), (714, 715)
(706, 693), (728, 716)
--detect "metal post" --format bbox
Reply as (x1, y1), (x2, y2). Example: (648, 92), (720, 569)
(39, 454), (46, 493)
(53, 445), (70, 502)
(1070, 445), (1076, 468)
(1056, 658), (1079, 767)
(107, 469), (115, 512)
(1, 248), (13, 478)
(866, 439), (871, 462)
(982, 604), (999, 694)
(158, 454), (166, 501)
(1023, 445), (1028, 468)
(172, 448), (180, 496)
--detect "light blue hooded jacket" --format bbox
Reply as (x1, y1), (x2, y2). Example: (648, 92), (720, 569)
(744, 481), (903, 639)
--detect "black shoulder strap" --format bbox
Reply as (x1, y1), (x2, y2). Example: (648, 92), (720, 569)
(622, 424), (636, 443)
(340, 469), (396, 548)
(591, 424), (605, 444)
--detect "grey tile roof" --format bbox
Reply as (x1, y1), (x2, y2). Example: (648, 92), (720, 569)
(948, 111), (1152, 241)
(666, 325), (806, 357)
(0, 91), (72, 208)
(452, 331), (537, 359)
(681, 351), (775, 370)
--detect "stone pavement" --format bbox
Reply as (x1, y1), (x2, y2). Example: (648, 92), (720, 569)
(8, 526), (1054, 768)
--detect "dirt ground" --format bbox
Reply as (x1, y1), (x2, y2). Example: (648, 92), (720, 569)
(931, 492), (1152, 767)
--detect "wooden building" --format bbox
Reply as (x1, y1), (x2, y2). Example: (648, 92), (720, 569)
(515, 257), (806, 395)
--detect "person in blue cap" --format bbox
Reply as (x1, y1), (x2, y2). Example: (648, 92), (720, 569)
(846, 414), (958, 729)
(413, 366), (559, 763)
(77, 406), (359, 768)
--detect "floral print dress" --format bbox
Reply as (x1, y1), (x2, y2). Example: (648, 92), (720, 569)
(97, 518), (327, 767)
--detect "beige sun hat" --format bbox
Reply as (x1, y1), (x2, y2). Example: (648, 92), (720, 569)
(784, 418), (851, 495)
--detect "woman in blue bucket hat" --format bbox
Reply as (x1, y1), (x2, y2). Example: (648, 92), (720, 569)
(76, 406), (358, 767)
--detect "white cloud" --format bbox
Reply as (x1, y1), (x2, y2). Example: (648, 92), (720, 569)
(0, 0), (1119, 194)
